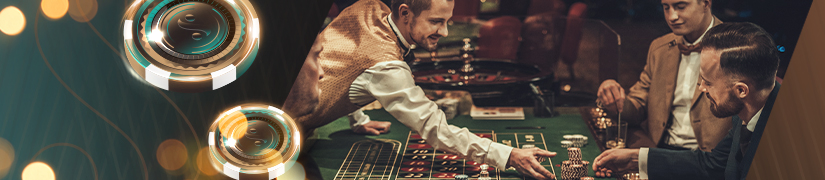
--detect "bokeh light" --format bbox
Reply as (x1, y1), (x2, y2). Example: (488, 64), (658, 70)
(21, 162), (55, 180)
(279, 162), (306, 180)
(156, 139), (188, 171)
(41, 0), (69, 20)
(0, 137), (14, 179)
(67, 0), (97, 22)
(218, 110), (248, 141)
(196, 147), (219, 176)
(0, 6), (26, 36)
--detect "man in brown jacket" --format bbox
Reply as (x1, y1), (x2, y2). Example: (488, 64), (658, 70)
(597, 0), (732, 152)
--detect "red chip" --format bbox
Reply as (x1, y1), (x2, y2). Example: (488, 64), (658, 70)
(411, 134), (422, 139)
(476, 133), (492, 138)
(466, 161), (482, 165)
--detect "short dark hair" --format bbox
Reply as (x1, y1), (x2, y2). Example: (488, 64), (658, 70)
(391, 0), (432, 19)
(702, 22), (779, 90)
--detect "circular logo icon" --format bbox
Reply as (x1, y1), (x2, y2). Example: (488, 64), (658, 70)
(157, 2), (230, 58)
(207, 104), (301, 179)
(122, 0), (260, 92)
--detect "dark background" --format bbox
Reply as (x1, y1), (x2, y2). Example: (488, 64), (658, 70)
(0, 0), (332, 179)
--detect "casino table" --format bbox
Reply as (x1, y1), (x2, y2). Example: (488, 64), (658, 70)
(305, 107), (617, 180)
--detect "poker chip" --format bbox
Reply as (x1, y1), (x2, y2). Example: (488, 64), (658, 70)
(567, 147), (582, 162)
(206, 104), (300, 179)
(455, 174), (469, 180)
(561, 140), (573, 148)
(563, 134), (589, 148)
(622, 172), (641, 180)
(122, 0), (261, 92)
(580, 176), (594, 180)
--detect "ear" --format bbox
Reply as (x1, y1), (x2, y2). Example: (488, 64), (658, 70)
(733, 81), (749, 99)
(703, 0), (712, 10)
(398, 4), (411, 23)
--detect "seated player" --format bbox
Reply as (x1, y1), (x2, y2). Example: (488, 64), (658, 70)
(592, 22), (781, 180)
(598, 0), (731, 152)
(283, 0), (556, 179)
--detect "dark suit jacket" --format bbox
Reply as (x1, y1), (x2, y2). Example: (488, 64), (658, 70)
(647, 83), (780, 180)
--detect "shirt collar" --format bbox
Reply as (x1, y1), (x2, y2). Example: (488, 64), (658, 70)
(745, 107), (763, 132)
(387, 15), (411, 50)
(683, 17), (714, 46)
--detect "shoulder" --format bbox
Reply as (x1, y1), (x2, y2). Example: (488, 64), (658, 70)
(338, 0), (391, 20)
(648, 33), (678, 53)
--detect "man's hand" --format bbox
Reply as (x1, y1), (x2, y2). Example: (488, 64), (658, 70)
(507, 148), (557, 180)
(353, 121), (391, 135)
(593, 148), (639, 177)
(597, 79), (626, 113)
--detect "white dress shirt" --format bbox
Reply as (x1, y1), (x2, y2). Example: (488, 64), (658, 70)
(665, 17), (715, 149)
(346, 15), (514, 169)
(348, 61), (513, 169)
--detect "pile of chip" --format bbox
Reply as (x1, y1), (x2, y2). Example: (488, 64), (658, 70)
(560, 147), (591, 180)
(561, 134), (588, 148)
(477, 164), (492, 180)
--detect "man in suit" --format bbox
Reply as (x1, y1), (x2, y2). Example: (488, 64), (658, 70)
(283, 0), (557, 179)
(592, 22), (781, 180)
(598, 0), (732, 152)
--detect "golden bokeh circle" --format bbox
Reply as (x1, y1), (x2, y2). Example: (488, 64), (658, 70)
(0, 137), (14, 179)
(67, 0), (97, 22)
(21, 162), (55, 180)
(0, 6), (25, 36)
(156, 139), (188, 171)
(41, 0), (69, 20)
(196, 147), (219, 176)
(279, 162), (306, 180)
(218, 110), (248, 141)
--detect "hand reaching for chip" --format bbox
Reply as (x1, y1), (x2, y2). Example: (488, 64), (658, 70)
(593, 148), (639, 177)
(353, 120), (391, 135)
(507, 148), (557, 180)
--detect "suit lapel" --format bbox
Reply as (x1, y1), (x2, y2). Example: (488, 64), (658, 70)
(690, 16), (723, 109)
(661, 38), (681, 116)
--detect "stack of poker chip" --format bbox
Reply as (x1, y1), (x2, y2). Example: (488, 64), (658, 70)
(478, 164), (491, 180)
(560, 148), (590, 180)
(454, 174), (469, 180)
(562, 134), (589, 148)
(580, 177), (595, 180)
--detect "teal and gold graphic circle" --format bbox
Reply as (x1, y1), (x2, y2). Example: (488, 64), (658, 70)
(122, 0), (260, 92)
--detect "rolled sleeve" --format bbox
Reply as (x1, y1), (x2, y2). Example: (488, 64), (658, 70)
(350, 61), (514, 169)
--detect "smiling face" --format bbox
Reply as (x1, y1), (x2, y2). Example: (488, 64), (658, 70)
(699, 48), (744, 118)
(283, 39), (324, 118)
(407, 0), (453, 51)
(661, 0), (711, 41)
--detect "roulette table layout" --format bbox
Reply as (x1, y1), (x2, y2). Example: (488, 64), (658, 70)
(306, 108), (620, 180)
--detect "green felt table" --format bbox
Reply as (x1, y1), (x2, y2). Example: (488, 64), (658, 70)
(305, 107), (613, 180)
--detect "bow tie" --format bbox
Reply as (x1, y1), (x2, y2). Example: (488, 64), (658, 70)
(678, 43), (702, 55)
